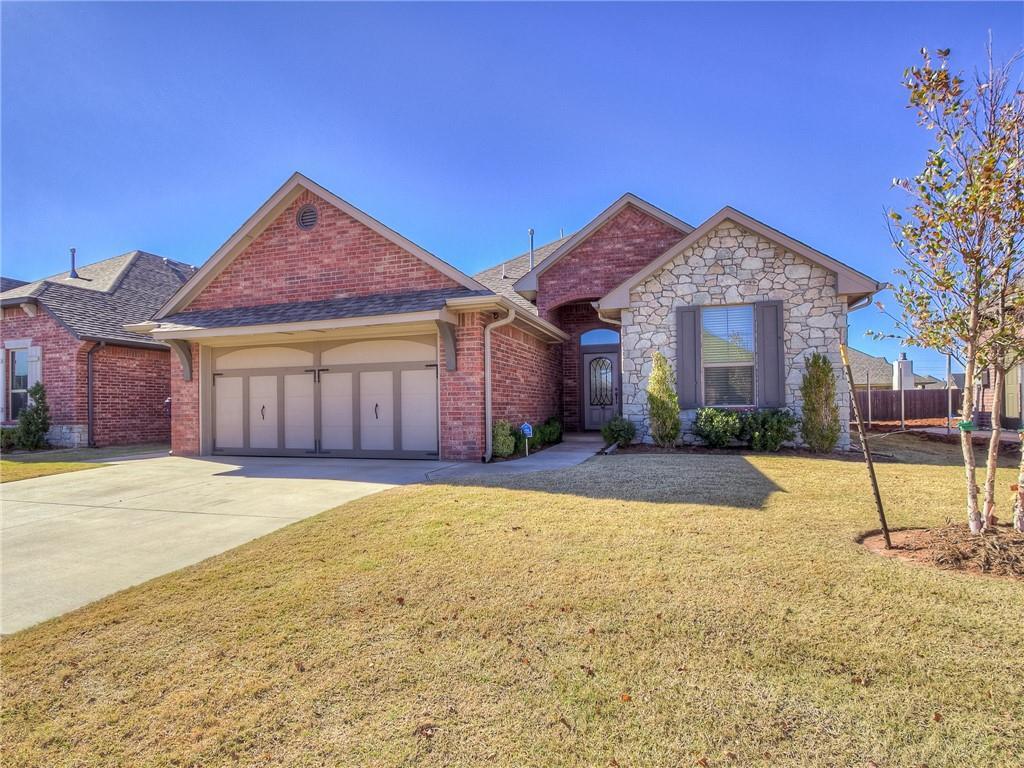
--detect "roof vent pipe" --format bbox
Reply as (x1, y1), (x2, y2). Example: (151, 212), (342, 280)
(528, 228), (535, 270)
(69, 248), (80, 279)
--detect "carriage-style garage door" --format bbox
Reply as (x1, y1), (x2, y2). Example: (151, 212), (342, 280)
(211, 337), (439, 459)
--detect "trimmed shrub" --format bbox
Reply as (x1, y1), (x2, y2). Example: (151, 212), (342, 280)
(740, 408), (799, 452)
(800, 352), (840, 453)
(17, 382), (51, 450)
(601, 416), (636, 447)
(647, 351), (680, 447)
(1, 427), (18, 453)
(540, 417), (563, 445)
(492, 420), (516, 458)
(693, 407), (742, 448)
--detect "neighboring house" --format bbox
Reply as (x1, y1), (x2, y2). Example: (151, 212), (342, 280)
(0, 252), (195, 447)
(131, 173), (882, 459)
(845, 347), (954, 391)
(0, 277), (28, 293)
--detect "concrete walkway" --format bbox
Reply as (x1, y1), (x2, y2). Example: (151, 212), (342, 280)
(427, 432), (605, 481)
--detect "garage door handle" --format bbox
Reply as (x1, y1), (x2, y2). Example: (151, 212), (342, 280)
(261, 405), (266, 420)
(375, 403), (379, 420)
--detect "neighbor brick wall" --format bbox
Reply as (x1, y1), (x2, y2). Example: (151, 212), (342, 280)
(537, 204), (685, 319)
(1, 305), (87, 428)
(491, 323), (561, 428)
(439, 312), (486, 461)
(550, 302), (621, 431)
(91, 344), (171, 446)
(170, 343), (201, 455)
(183, 190), (461, 313)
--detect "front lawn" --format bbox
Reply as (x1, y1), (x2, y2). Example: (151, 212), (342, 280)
(0, 459), (104, 483)
(3, 436), (1021, 767)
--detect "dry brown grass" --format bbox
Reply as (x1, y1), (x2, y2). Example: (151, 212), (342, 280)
(2, 440), (1022, 767)
(0, 459), (104, 483)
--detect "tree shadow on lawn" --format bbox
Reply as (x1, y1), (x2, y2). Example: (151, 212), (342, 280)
(445, 453), (785, 509)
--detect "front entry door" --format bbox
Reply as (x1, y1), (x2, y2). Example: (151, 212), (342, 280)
(582, 350), (620, 430)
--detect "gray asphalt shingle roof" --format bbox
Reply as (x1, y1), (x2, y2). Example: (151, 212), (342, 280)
(157, 287), (491, 332)
(0, 252), (196, 347)
(473, 236), (570, 314)
(0, 276), (27, 293)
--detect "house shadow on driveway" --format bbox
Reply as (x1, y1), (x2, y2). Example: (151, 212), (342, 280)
(435, 452), (785, 510)
(195, 455), (449, 485)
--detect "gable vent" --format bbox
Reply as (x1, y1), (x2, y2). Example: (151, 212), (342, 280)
(296, 204), (319, 230)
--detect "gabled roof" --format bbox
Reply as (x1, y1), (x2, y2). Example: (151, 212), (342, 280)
(156, 172), (486, 319)
(0, 252), (196, 347)
(512, 193), (693, 297)
(473, 235), (570, 314)
(597, 206), (883, 309)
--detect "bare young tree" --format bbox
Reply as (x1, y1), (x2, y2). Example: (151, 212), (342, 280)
(884, 43), (1023, 534)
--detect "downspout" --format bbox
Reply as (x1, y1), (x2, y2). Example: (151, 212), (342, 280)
(483, 307), (516, 462)
(86, 341), (106, 447)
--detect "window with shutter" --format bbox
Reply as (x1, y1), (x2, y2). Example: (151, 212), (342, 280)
(701, 305), (755, 406)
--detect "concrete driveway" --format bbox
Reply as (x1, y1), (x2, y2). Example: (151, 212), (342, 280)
(1, 454), (452, 634)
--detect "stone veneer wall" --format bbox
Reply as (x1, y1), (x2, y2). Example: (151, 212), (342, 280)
(620, 221), (850, 448)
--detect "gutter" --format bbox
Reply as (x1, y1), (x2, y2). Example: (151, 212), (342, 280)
(86, 341), (106, 447)
(847, 282), (889, 313)
(483, 307), (516, 462)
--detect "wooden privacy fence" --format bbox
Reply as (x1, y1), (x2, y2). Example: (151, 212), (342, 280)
(854, 388), (957, 422)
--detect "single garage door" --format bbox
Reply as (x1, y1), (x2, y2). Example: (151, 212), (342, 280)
(211, 338), (439, 459)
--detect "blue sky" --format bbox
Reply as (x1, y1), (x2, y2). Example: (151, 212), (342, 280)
(2, 2), (1021, 376)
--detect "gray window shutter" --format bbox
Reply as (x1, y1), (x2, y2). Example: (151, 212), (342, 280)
(755, 301), (785, 407)
(676, 307), (701, 409)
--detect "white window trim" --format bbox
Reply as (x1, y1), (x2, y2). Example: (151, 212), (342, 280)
(7, 348), (30, 421)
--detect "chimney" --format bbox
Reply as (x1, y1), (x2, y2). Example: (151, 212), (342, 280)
(892, 352), (914, 390)
(68, 248), (80, 279)
(528, 228), (535, 270)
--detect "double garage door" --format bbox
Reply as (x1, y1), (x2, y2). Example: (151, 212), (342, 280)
(211, 338), (439, 459)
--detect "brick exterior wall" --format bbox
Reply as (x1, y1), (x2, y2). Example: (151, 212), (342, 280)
(91, 344), (171, 446)
(537, 204), (685, 319)
(439, 312), (486, 461)
(491, 323), (561, 428)
(182, 190), (461, 313)
(438, 312), (562, 460)
(170, 343), (201, 455)
(1, 305), (172, 447)
(549, 302), (620, 431)
(1, 305), (86, 431)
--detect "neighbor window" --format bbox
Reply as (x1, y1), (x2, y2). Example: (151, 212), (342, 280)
(701, 305), (755, 406)
(8, 349), (28, 420)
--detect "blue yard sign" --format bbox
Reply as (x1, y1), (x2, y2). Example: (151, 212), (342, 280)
(520, 422), (533, 439)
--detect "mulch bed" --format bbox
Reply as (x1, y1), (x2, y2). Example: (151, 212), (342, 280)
(616, 443), (871, 462)
(861, 523), (1024, 579)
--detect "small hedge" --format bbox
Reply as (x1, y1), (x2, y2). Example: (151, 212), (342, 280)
(601, 416), (636, 447)
(693, 407), (742, 448)
(492, 420), (516, 458)
(1, 427), (18, 453)
(740, 408), (798, 452)
(493, 418), (563, 459)
(693, 407), (799, 452)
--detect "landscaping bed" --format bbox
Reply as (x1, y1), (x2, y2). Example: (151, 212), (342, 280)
(862, 524), (1024, 579)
